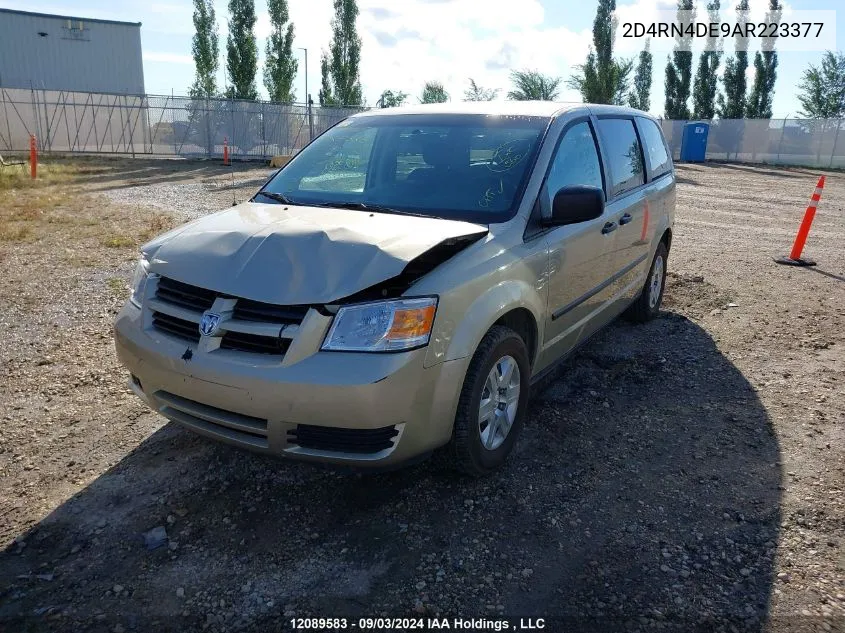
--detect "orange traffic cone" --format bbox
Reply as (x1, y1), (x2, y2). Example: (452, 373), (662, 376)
(775, 175), (825, 267)
(223, 137), (230, 166)
(29, 134), (37, 179)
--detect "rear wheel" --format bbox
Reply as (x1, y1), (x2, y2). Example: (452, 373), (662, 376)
(625, 242), (668, 323)
(451, 326), (530, 476)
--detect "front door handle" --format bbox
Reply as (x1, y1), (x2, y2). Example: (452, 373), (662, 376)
(619, 213), (633, 225)
(601, 221), (617, 234)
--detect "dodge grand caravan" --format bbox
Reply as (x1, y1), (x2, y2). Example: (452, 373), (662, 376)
(114, 102), (675, 475)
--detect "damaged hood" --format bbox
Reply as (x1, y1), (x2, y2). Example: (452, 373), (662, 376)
(143, 202), (487, 305)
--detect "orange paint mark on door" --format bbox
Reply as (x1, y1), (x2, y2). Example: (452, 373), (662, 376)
(641, 201), (650, 242)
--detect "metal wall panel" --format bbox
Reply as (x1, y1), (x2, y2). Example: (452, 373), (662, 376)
(0, 9), (144, 94)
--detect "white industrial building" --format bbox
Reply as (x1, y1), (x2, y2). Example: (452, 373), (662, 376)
(0, 8), (144, 94)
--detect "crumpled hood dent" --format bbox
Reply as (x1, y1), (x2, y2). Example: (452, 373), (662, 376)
(143, 202), (488, 305)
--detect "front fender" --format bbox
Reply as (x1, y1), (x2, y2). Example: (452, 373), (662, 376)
(424, 279), (545, 368)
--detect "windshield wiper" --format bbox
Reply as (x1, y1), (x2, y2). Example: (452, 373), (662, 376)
(313, 201), (428, 217)
(254, 190), (295, 205)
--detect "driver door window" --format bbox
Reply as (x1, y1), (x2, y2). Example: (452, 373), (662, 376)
(545, 121), (604, 207)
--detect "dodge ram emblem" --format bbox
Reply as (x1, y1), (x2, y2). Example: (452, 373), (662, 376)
(199, 312), (221, 337)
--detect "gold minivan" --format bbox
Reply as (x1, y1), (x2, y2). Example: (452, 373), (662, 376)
(114, 102), (675, 475)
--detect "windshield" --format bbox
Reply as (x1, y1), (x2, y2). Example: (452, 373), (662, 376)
(258, 113), (550, 223)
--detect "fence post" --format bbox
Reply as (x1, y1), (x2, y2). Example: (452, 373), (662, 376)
(815, 120), (825, 166)
(205, 97), (212, 158)
(29, 86), (41, 151)
(0, 89), (12, 152)
(261, 100), (267, 158)
(775, 117), (787, 163)
(830, 119), (842, 168)
(41, 88), (51, 152)
(307, 94), (314, 143)
(229, 95), (235, 161)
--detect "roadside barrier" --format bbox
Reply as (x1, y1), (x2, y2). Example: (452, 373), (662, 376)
(774, 175), (826, 267)
(29, 134), (37, 179)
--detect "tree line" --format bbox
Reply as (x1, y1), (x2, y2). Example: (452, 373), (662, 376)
(191, 0), (845, 119)
(565, 0), (782, 120)
(190, 0), (361, 105)
(565, 0), (845, 120)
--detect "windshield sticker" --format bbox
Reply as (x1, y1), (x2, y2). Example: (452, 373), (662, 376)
(488, 139), (530, 173)
(326, 154), (361, 171)
(478, 178), (505, 208)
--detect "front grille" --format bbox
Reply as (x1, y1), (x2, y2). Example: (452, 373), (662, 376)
(221, 331), (292, 355)
(152, 311), (200, 343)
(233, 298), (309, 325)
(155, 276), (216, 312)
(149, 276), (309, 358)
(287, 425), (399, 454)
(156, 391), (269, 449)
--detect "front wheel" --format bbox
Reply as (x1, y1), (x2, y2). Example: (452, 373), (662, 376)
(450, 326), (530, 476)
(624, 242), (668, 323)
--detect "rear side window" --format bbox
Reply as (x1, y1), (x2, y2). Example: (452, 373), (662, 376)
(545, 121), (603, 201)
(596, 118), (645, 197)
(638, 118), (671, 178)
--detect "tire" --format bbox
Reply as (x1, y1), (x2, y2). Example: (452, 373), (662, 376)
(625, 242), (668, 323)
(450, 326), (530, 476)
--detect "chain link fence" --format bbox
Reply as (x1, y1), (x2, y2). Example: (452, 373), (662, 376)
(0, 88), (364, 159)
(3, 88), (845, 168)
(661, 118), (845, 168)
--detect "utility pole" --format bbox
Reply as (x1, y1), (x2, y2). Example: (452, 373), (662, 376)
(298, 47), (308, 108)
(299, 47), (313, 142)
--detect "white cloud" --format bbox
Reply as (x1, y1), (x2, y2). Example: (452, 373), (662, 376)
(150, 3), (185, 15)
(346, 0), (594, 105)
(143, 51), (194, 65)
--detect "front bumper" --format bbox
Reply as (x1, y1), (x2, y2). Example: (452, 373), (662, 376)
(113, 303), (468, 466)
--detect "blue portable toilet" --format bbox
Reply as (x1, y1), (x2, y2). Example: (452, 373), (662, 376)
(680, 121), (710, 162)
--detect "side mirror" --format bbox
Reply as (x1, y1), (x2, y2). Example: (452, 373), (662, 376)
(543, 186), (605, 227)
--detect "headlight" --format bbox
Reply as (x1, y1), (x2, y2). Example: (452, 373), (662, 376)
(322, 297), (437, 352)
(129, 257), (150, 308)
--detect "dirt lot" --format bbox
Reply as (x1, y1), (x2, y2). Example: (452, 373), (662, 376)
(0, 158), (843, 633)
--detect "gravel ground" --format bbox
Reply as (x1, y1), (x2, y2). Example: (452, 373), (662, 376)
(0, 159), (843, 633)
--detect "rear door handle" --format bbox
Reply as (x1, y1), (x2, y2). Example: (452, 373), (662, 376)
(619, 213), (633, 225)
(601, 221), (617, 234)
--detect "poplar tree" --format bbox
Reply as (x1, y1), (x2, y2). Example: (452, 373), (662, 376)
(717, 0), (750, 119)
(318, 55), (336, 106)
(190, 0), (219, 98)
(264, 0), (297, 103)
(628, 40), (653, 111)
(226, 0), (258, 100)
(664, 0), (695, 119)
(567, 0), (632, 104)
(319, 0), (363, 106)
(692, 0), (721, 119)
(746, 0), (781, 118)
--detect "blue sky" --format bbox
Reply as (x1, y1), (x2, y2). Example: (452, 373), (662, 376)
(1, 0), (842, 116)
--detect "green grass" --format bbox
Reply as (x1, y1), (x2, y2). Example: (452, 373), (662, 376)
(106, 277), (127, 295)
(0, 224), (33, 242)
(0, 161), (85, 191)
(102, 235), (135, 248)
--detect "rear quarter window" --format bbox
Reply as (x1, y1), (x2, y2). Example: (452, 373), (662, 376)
(637, 118), (672, 179)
